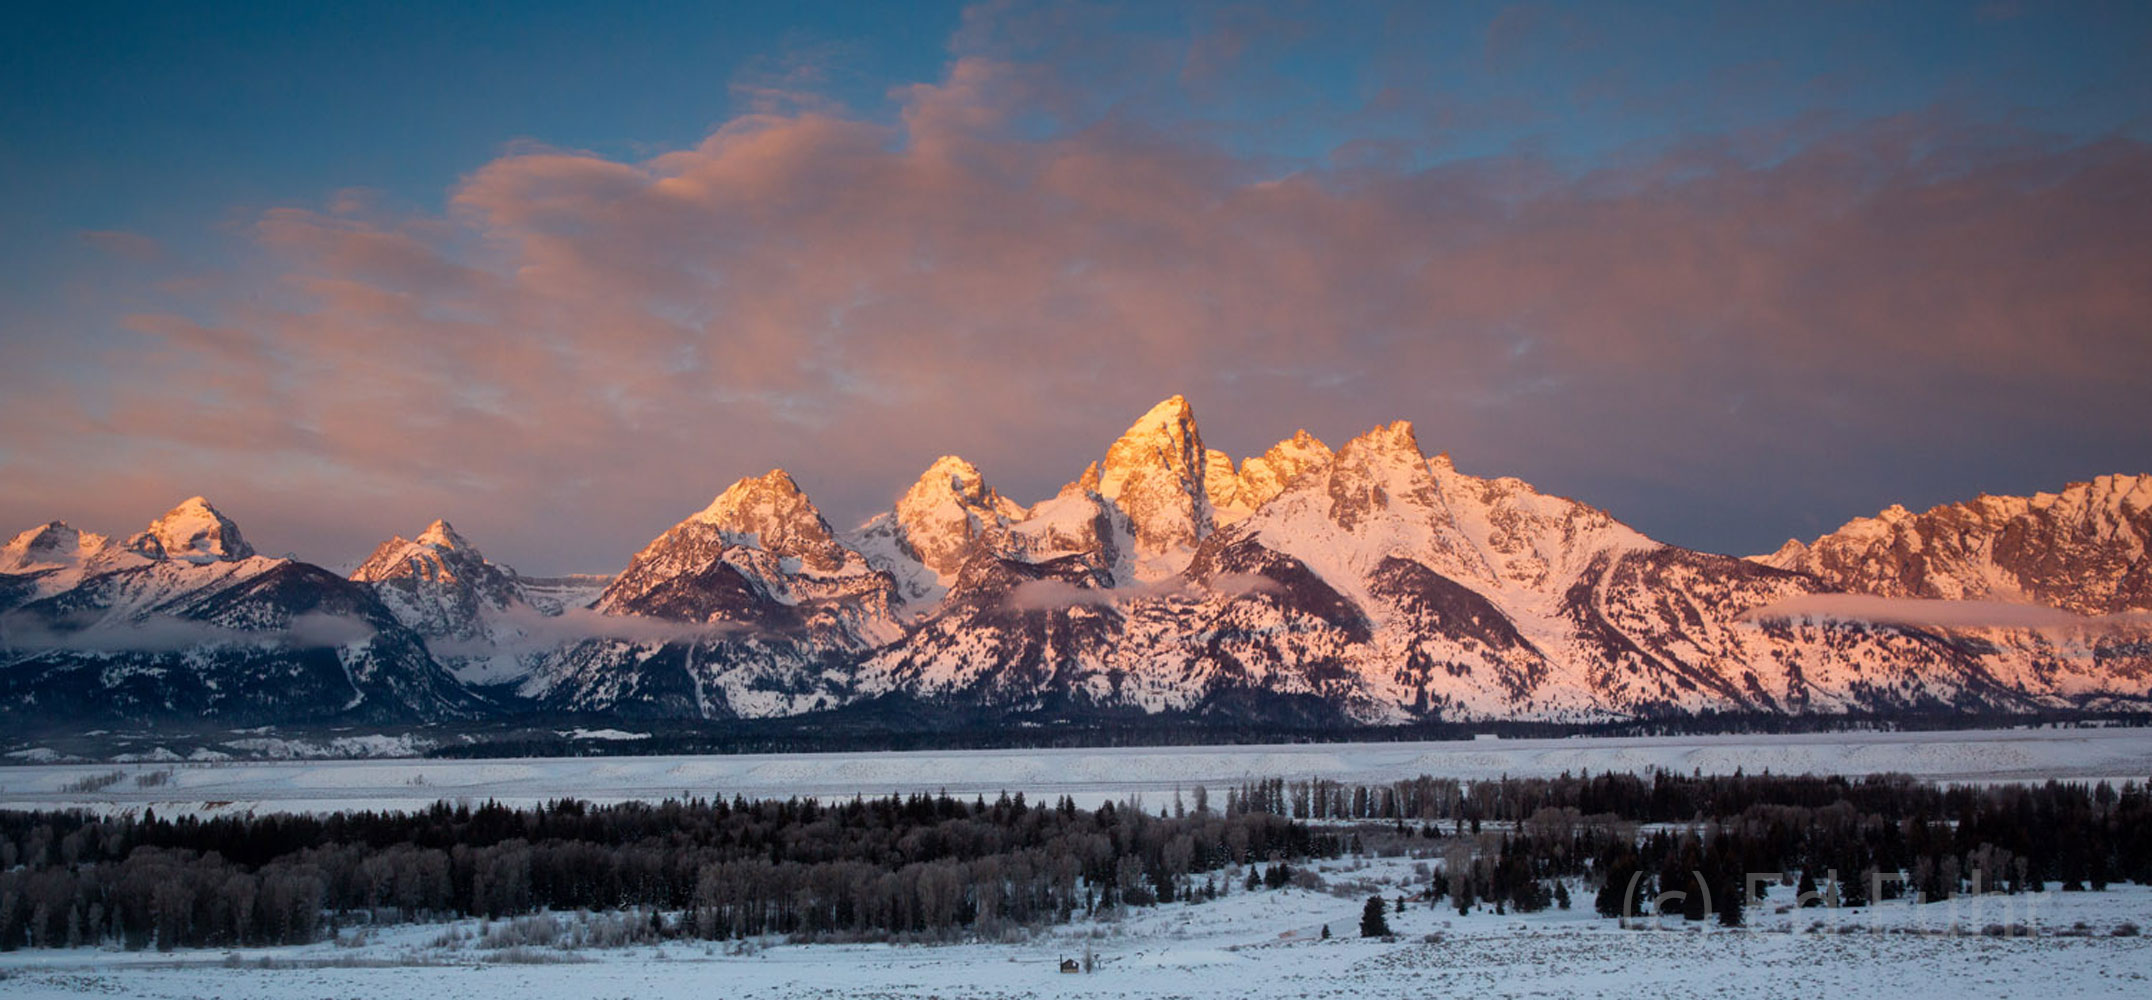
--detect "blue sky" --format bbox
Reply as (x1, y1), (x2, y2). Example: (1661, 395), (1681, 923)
(3, 1), (2149, 571)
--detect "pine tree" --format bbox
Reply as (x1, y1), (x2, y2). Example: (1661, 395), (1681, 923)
(1797, 870), (1821, 908)
(1554, 880), (1571, 910)
(1596, 858), (1640, 919)
(1360, 896), (1391, 938)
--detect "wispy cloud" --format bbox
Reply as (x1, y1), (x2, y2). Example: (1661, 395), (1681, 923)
(1740, 594), (2152, 633)
(0, 611), (376, 653)
(1004, 571), (1282, 612)
(421, 606), (749, 658)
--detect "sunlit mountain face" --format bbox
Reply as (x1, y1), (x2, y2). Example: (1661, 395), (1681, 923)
(5, 397), (2148, 733)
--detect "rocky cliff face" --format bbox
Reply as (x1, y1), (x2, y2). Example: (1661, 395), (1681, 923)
(521, 471), (900, 719)
(352, 520), (526, 635)
(1096, 395), (1217, 580)
(850, 456), (1026, 606)
(348, 519), (582, 687)
(844, 411), (2125, 726)
(1757, 474), (2152, 616)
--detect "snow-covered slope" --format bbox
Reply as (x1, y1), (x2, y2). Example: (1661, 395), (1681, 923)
(0, 499), (480, 726)
(5, 400), (2147, 732)
(352, 520), (526, 634)
(850, 403), (2150, 723)
(521, 471), (902, 718)
(349, 520), (578, 686)
(1756, 474), (2152, 615)
(849, 456), (1027, 606)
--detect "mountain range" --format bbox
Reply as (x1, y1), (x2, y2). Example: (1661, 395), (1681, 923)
(4, 396), (2148, 734)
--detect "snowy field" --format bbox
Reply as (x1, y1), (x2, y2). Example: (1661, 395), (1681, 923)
(4, 728), (2151, 998)
(2, 726), (2149, 817)
(1, 854), (2147, 999)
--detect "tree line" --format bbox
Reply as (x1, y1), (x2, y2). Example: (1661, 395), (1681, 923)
(3, 768), (2147, 950)
(0, 791), (1337, 951)
(1228, 770), (2152, 925)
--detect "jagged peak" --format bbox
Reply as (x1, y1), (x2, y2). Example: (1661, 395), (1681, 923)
(1258, 429), (1331, 465)
(1756, 533), (1807, 563)
(1098, 395), (1206, 502)
(1133, 393), (1194, 427)
(352, 519), (487, 582)
(1221, 430), (1335, 520)
(416, 518), (470, 550)
(129, 496), (254, 563)
(1203, 449), (1238, 510)
(1059, 461), (1103, 497)
(907, 455), (990, 504)
(686, 467), (850, 570)
(6, 520), (78, 551)
(1338, 420), (1423, 462)
(696, 468), (810, 523)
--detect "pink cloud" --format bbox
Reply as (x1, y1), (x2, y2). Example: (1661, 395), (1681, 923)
(2, 14), (2149, 576)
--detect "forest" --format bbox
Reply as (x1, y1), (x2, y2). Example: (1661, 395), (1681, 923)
(0, 789), (1333, 950)
(1225, 770), (2152, 924)
(1, 769), (2148, 950)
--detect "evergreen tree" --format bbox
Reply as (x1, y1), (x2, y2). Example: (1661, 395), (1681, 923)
(1717, 884), (1744, 928)
(1797, 870), (1821, 908)
(1596, 858), (1641, 919)
(1360, 896), (1391, 938)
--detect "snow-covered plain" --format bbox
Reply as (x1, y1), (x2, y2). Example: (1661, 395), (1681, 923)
(4, 729), (2151, 997)
(1, 854), (2147, 999)
(4, 727), (2151, 817)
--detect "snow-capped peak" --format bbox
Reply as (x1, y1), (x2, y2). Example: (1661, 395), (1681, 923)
(848, 456), (1028, 603)
(1, 521), (113, 574)
(351, 518), (497, 585)
(689, 469), (853, 573)
(415, 518), (471, 550)
(126, 496), (255, 564)
(1349, 419), (1422, 460)
(894, 456), (1022, 549)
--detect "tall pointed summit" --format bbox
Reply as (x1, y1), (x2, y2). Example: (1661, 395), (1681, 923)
(1094, 395), (1216, 579)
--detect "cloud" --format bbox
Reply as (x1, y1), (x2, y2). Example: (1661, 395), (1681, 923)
(3, 5), (2149, 574)
(1740, 595), (2152, 633)
(1204, 572), (1285, 599)
(0, 611), (377, 653)
(1003, 571), (1281, 612)
(1005, 577), (1183, 612)
(421, 606), (749, 659)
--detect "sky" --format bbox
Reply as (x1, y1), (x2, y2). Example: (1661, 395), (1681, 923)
(2, 0), (2149, 575)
